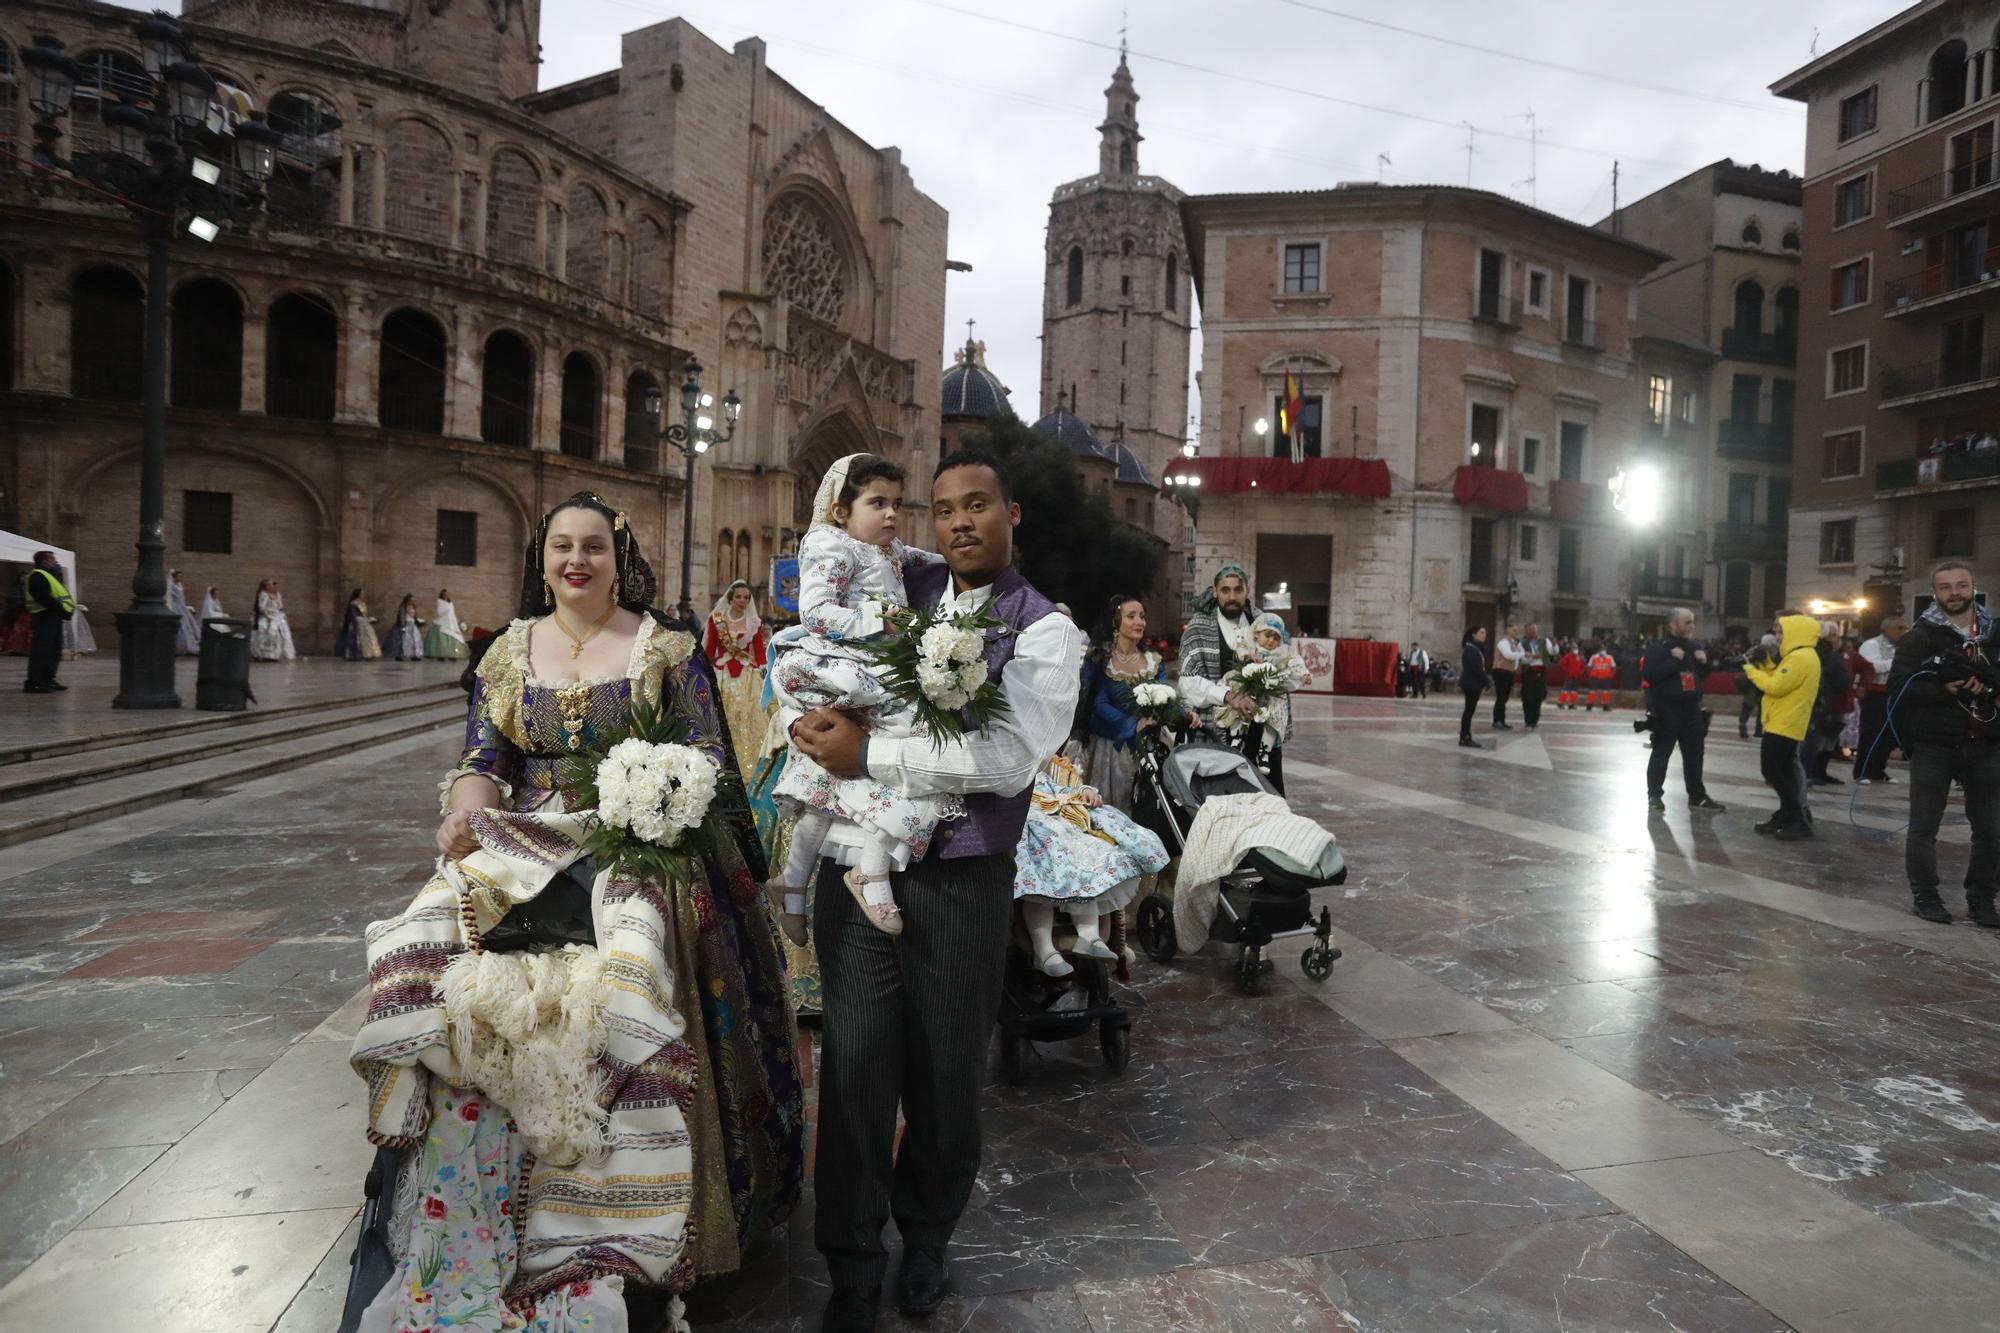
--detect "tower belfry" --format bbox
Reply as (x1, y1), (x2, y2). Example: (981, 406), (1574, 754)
(1099, 52), (1142, 178)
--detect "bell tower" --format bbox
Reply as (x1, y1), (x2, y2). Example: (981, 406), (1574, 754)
(1099, 54), (1142, 178)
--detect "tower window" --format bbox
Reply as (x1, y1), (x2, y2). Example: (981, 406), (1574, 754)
(1166, 252), (1178, 310)
(1121, 274), (1131, 296)
(1122, 238), (1134, 258)
(1120, 341), (1127, 366)
(1065, 246), (1083, 307)
(1119, 142), (1133, 173)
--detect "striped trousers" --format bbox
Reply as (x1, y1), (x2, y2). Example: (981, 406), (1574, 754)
(811, 850), (1014, 1289)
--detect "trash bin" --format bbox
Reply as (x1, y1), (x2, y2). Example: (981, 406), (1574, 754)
(196, 617), (255, 711)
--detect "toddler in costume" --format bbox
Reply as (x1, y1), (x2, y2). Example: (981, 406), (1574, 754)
(765, 453), (953, 942)
(1247, 612), (1309, 745)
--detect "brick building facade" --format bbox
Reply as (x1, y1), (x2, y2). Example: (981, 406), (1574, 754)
(1178, 185), (1665, 650)
(1775, 0), (2000, 628)
(0, 0), (946, 651)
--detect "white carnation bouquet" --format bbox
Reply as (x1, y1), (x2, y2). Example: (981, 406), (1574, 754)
(560, 700), (727, 880)
(1216, 659), (1297, 733)
(1128, 679), (1185, 756)
(865, 601), (1011, 749)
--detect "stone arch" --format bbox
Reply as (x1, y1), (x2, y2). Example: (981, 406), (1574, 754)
(384, 115), (455, 244)
(1929, 39), (1969, 122)
(1733, 278), (1765, 334)
(481, 328), (536, 447)
(789, 401), (875, 529)
(486, 145), (542, 269)
(762, 179), (864, 331)
(63, 438), (335, 532)
(71, 264), (145, 402)
(1256, 350), (1342, 376)
(559, 349), (601, 458)
(267, 291), (338, 421)
(565, 180), (610, 294)
(630, 212), (669, 317)
(370, 459), (530, 537)
(380, 306), (448, 434)
(376, 464), (530, 628)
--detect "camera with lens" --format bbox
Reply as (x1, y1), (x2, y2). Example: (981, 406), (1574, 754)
(1927, 648), (2000, 694)
(1632, 715), (1654, 734)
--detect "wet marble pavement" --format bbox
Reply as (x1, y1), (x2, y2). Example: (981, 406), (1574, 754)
(9, 693), (2000, 1329)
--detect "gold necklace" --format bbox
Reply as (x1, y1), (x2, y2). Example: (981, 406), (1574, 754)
(550, 602), (617, 659)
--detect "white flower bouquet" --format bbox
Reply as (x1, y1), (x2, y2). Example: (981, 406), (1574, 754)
(561, 700), (727, 880)
(1216, 659), (1297, 733)
(865, 601), (1011, 749)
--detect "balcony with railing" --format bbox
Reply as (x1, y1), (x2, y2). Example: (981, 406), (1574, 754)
(1471, 290), (1518, 329)
(1561, 317), (1605, 352)
(1886, 155), (2000, 229)
(1712, 520), (1787, 558)
(1717, 416), (1793, 462)
(1876, 447), (2000, 493)
(1884, 250), (2000, 317)
(1642, 414), (1691, 447)
(1880, 344), (2000, 406)
(1636, 573), (1705, 601)
(1719, 326), (1798, 363)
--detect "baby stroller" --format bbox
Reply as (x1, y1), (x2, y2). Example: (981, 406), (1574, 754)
(1132, 737), (1345, 993)
(995, 926), (1132, 1085)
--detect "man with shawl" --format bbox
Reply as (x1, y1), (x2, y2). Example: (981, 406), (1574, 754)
(1178, 563), (1287, 789)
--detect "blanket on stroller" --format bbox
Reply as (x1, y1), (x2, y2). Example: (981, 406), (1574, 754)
(351, 808), (700, 1310)
(1172, 792), (1337, 952)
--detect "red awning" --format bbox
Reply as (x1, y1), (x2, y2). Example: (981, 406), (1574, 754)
(1173, 456), (1393, 498)
(1451, 465), (1529, 513)
(1548, 478), (1605, 522)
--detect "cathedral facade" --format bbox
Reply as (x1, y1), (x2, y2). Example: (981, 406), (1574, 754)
(0, 0), (945, 651)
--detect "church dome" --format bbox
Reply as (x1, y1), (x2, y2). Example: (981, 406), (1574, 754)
(1033, 405), (1113, 461)
(1113, 442), (1152, 486)
(940, 337), (1010, 420)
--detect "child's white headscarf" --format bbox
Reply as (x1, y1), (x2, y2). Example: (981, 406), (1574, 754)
(809, 454), (871, 531)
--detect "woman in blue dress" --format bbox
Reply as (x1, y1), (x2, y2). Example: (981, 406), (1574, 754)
(1017, 753), (1169, 977)
(1077, 593), (1173, 812)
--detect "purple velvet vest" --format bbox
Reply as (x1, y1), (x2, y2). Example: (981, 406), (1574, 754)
(905, 562), (1057, 860)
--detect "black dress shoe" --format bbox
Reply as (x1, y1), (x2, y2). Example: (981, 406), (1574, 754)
(1775, 823), (1813, 841)
(896, 1244), (950, 1316)
(1913, 894), (1954, 925)
(48, 681), (68, 691)
(23, 684), (52, 693)
(1968, 899), (2000, 929)
(1647, 796), (1666, 813)
(1458, 737), (1482, 749)
(1689, 796), (1726, 811)
(821, 1286), (879, 1332)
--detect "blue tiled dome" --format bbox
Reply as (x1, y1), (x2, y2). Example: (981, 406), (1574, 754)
(1033, 406), (1113, 461)
(940, 341), (1011, 420)
(1114, 442), (1151, 486)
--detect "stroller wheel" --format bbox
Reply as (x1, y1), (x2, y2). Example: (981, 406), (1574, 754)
(1235, 945), (1271, 994)
(1301, 943), (1338, 982)
(1136, 895), (1177, 963)
(1100, 1022), (1131, 1074)
(1001, 1032), (1031, 1085)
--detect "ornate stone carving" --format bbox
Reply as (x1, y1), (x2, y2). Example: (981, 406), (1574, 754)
(762, 193), (847, 328)
(724, 305), (764, 349)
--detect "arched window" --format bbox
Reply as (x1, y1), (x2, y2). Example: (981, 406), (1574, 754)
(0, 262), (14, 391)
(384, 118), (453, 244)
(624, 369), (661, 471)
(559, 352), (599, 458)
(1166, 252), (1178, 311)
(1774, 286), (1799, 344)
(69, 50), (147, 155)
(761, 191), (848, 326)
(565, 184), (609, 294)
(716, 528), (736, 588)
(379, 307), (446, 434)
(265, 90), (343, 223)
(0, 42), (19, 158)
(71, 266), (144, 401)
(485, 148), (540, 268)
(738, 531), (752, 587)
(1929, 40), (1969, 122)
(481, 330), (535, 447)
(1781, 228), (1801, 252)
(266, 293), (337, 421)
(631, 216), (668, 317)
(1065, 246), (1084, 307)
(1121, 237), (1135, 258)
(1119, 141), (1133, 173)
(1741, 219), (1762, 246)
(170, 279), (242, 411)
(1732, 279), (1765, 335)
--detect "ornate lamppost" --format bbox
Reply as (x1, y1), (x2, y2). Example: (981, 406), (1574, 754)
(22, 15), (279, 709)
(644, 356), (741, 616)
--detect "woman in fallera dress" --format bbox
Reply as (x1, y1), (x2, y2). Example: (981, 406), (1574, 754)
(198, 585), (225, 624)
(168, 570), (202, 655)
(703, 579), (769, 785)
(384, 593), (424, 660)
(250, 578), (296, 661)
(424, 585), (468, 660)
(1077, 593), (1171, 812)
(350, 491), (802, 1331)
(335, 587), (382, 660)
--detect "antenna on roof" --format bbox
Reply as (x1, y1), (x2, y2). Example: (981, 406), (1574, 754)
(1611, 161), (1621, 235)
(1810, 26), (1820, 57)
(1462, 122), (1477, 187)
(1510, 107), (1539, 207)
(1376, 151), (1392, 183)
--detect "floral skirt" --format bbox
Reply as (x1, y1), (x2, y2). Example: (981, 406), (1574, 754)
(715, 666), (768, 786)
(1015, 799), (1168, 909)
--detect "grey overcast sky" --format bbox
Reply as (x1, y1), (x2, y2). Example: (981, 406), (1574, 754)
(133, 0), (1890, 427)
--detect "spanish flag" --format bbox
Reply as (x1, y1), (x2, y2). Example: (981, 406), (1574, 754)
(1280, 366), (1304, 453)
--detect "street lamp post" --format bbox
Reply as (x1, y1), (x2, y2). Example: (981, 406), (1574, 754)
(645, 356), (741, 616)
(23, 17), (278, 709)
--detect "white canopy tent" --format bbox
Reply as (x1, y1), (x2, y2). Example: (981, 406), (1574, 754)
(0, 530), (80, 600)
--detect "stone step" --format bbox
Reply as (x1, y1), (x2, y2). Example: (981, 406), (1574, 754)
(0, 693), (465, 804)
(0, 679), (459, 768)
(0, 702), (467, 850)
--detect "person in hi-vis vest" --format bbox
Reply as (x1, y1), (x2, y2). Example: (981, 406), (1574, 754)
(21, 550), (75, 694)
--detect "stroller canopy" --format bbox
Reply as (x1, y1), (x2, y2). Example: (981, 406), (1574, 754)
(1161, 741), (1273, 813)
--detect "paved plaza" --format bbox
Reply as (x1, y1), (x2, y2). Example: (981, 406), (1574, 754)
(4, 689), (2000, 1330)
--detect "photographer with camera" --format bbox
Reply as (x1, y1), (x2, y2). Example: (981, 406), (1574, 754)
(1640, 608), (1725, 814)
(1888, 561), (2000, 926)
